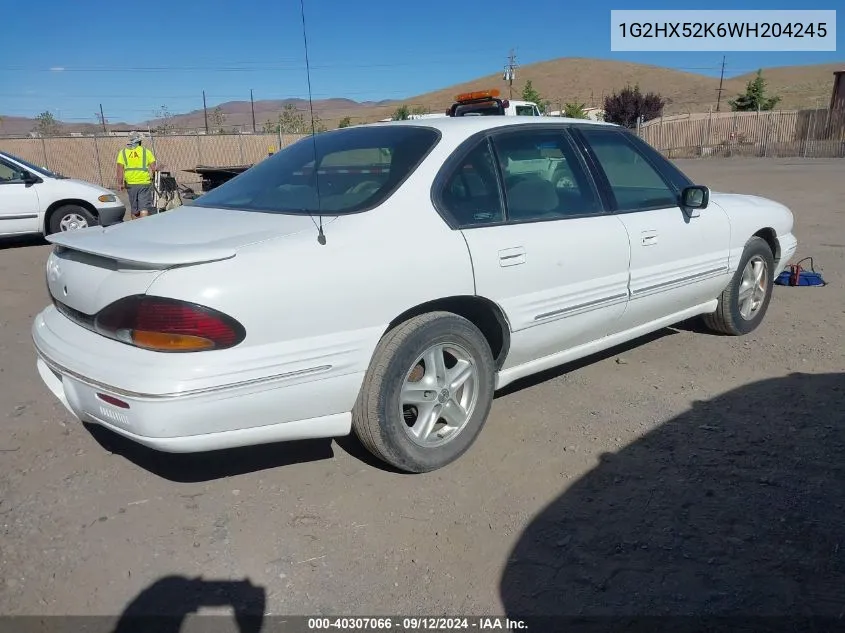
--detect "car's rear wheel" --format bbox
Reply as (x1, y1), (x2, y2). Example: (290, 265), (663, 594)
(352, 312), (495, 473)
(703, 236), (775, 335)
(49, 204), (97, 234)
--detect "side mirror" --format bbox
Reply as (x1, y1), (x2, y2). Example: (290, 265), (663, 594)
(681, 185), (709, 210)
(21, 171), (39, 185)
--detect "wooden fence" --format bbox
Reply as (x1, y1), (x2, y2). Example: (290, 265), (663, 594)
(639, 108), (845, 159)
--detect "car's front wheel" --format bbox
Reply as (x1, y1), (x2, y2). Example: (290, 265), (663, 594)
(352, 312), (495, 473)
(703, 236), (775, 335)
(48, 204), (98, 234)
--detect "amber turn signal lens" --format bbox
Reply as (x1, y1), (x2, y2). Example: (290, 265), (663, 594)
(131, 330), (216, 351)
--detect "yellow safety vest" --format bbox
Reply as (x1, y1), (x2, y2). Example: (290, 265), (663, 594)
(118, 147), (154, 185)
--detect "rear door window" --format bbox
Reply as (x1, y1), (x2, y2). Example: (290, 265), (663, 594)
(492, 129), (602, 221)
(438, 139), (504, 227)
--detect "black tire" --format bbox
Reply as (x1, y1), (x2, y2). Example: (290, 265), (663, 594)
(703, 236), (775, 336)
(48, 204), (98, 235)
(352, 311), (496, 473)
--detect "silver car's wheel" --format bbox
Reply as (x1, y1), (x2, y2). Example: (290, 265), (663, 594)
(48, 204), (98, 235)
(400, 342), (479, 448)
(59, 212), (90, 232)
(738, 255), (768, 321)
(352, 311), (495, 473)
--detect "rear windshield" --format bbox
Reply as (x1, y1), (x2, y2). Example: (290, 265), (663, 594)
(192, 126), (440, 215)
(454, 101), (505, 117)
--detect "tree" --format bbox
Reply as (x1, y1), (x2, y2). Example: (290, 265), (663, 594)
(309, 113), (327, 134)
(264, 105), (324, 135)
(410, 105), (429, 117)
(279, 104), (306, 134)
(728, 70), (781, 112)
(152, 105), (175, 134)
(563, 102), (589, 119)
(603, 85), (666, 128)
(210, 106), (227, 133)
(521, 80), (550, 112)
(338, 116), (352, 128)
(34, 111), (61, 137)
(393, 105), (410, 121)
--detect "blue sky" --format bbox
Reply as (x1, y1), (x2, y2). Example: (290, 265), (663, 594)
(0, 0), (841, 123)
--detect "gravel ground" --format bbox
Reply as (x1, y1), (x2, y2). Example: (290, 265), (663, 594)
(0, 158), (843, 624)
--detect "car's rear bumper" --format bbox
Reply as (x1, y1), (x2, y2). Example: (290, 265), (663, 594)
(31, 305), (365, 452)
(97, 204), (126, 226)
(34, 351), (354, 453)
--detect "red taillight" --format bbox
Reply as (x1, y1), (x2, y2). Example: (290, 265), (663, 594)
(94, 295), (245, 352)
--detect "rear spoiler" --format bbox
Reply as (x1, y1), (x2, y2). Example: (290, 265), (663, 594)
(47, 227), (237, 268)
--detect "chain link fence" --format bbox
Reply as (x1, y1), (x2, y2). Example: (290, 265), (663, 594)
(638, 108), (845, 159)
(0, 131), (305, 192)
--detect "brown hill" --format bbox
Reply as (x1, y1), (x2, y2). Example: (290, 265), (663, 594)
(1, 58), (841, 135)
(351, 58), (843, 122)
(146, 97), (394, 131)
(140, 58), (845, 128)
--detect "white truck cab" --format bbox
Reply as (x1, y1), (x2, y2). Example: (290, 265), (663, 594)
(0, 150), (125, 238)
(446, 89), (543, 117)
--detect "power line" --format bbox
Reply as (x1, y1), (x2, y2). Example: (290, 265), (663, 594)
(0, 89), (427, 100)
(0, 58), (506, 73)
(0, 59), (757, 74)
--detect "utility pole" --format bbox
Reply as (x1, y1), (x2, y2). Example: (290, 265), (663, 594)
(503, 49), (518, 99)
(98, 103), (107, 134)
(250, 89), (257, 133)
(716, 56), (727, 112)
(202, 90), (209, 134)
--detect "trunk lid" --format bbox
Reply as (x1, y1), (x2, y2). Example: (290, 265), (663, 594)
(45, 205), (319, 315)
(46, 205), (319, 267)
(46, 248), (166, 316)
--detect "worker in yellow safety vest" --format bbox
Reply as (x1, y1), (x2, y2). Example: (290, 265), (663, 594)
(116, 132), (157, 219)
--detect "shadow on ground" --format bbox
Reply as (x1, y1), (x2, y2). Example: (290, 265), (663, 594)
(85, 423), (334, 483)
(110, 575), (266, 633)
(495, 328), (678, 397)
(0, 235), (48, 250)
(500, 372), (845, 628)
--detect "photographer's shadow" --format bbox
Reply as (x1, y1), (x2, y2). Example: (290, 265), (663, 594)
(500, 372), (845, 625)
(112, 575), (266, 633)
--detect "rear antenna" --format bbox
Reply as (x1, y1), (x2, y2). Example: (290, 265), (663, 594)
(299, 0), (326, 245)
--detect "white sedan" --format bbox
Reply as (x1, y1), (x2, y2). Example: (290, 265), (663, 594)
(31, 117), (797, 473)
(0, 151), (125, 237)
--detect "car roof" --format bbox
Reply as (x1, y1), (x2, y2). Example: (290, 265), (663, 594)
(364, 116), (615, 136)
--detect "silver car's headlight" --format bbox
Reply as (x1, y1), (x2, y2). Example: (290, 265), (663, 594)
(98, 194), (117, 203)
